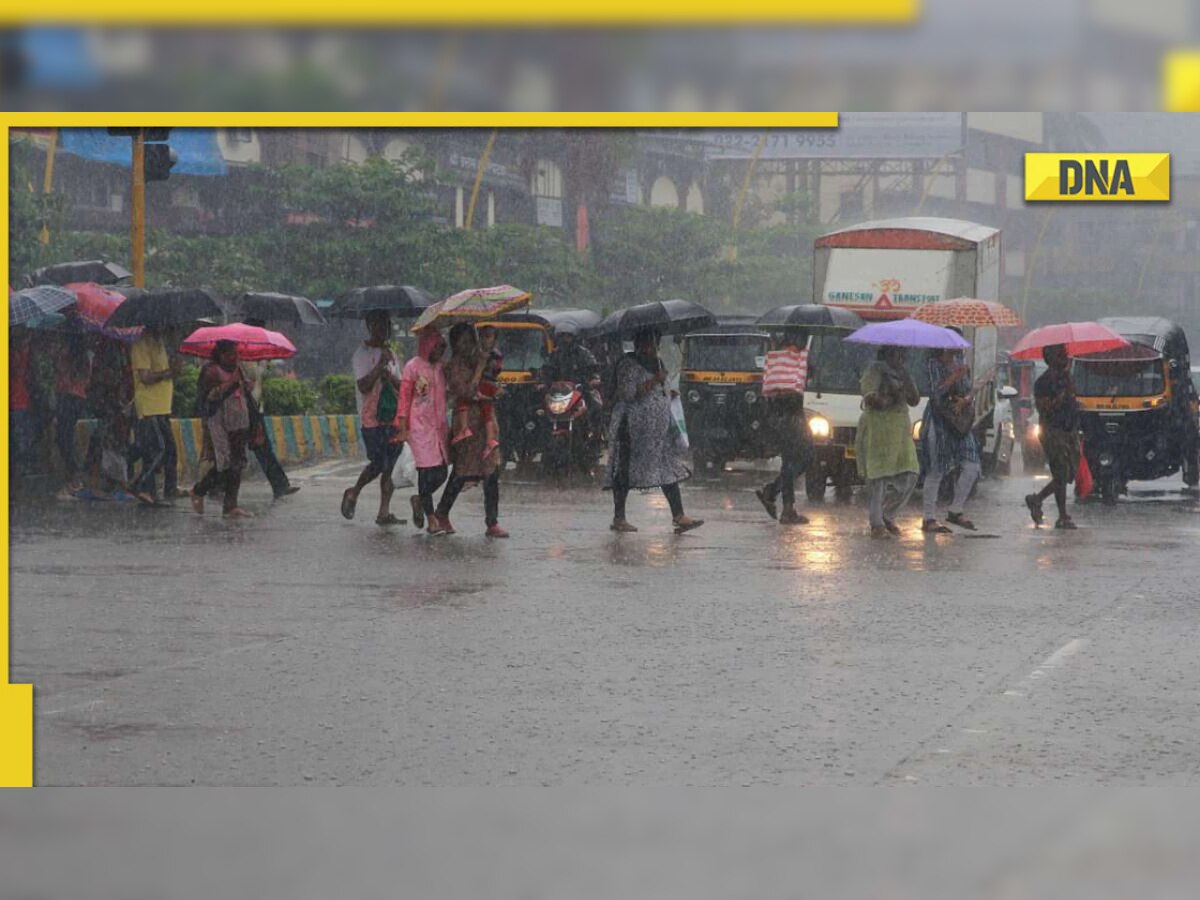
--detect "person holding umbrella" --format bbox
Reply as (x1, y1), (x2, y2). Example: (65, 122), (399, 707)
(342, 310), (405, 527)
(604, 327), (702, 534)
(755, 329), (812, 526)
(919, 328), (981, 533)
(128, 325), (184, 505)
(240, 318), (300, 501)
(1025, 344), (1080, 530)
(856, 345), (921, 539)
(189, 340), (253, 518)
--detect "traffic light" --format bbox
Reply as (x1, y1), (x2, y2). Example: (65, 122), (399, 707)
(144, 144), (178, 182)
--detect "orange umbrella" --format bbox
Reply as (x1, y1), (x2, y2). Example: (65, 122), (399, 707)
(911, 298), (1022, 328)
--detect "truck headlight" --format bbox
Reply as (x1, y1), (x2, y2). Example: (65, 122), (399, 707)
(808, 415), (831, 439)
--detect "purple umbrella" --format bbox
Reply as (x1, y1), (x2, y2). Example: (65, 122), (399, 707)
(844, 319), (971, 349)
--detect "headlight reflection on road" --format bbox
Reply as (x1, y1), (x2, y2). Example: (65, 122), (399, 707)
(785, 517), (841, 576)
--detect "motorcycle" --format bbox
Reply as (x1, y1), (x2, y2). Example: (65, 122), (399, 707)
(539, 378), (603, 478)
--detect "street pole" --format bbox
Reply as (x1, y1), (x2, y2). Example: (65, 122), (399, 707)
(465, 129), (497, 231)
(131, 128), (146, 288)
(38, 128), (58, 246)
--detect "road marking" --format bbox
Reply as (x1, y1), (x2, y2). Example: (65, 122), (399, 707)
(1002, 637), (1088, 701)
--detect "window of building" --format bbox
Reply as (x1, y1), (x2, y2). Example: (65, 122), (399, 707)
(531, 159), (563, 199)
(228, 128), (254, 143)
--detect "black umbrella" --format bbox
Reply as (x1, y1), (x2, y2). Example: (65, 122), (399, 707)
(594, 299), (716, 338)
(229, 292), (327, 326)
(498, 309), (603, 336)
(106, 287), (225, 328)
(26, 259), (132, 288)
(756, 304), (864, 332)
(334, 285), (434, 319)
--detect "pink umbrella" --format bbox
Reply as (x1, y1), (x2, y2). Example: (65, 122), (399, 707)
(65, 282), (143, 341)
(179, 323), (296, 361)
(1010, 322), (1130, 360)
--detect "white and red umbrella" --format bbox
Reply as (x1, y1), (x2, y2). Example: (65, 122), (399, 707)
(179, 323), (296, 361)
(911, 298), (1022, 328)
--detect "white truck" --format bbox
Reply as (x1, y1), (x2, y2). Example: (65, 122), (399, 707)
(803, 216), (1007, 501)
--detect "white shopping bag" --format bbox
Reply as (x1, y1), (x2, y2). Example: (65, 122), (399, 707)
(670, 395), (690, 451)
(392, 442), (417, 487)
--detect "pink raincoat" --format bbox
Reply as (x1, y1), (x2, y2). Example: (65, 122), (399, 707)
(398, 329), (449, 468)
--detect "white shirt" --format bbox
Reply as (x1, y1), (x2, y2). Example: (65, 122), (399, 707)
(351, 343), (401, 425)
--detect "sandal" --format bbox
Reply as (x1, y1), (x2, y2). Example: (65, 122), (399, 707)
(946, 512), (976, 530)
(190, 491), (205, 515)
(779, 508), (809, 525)
(922, 518), (952, 534)
(451, 429), (473, 445)
(409, 495), (425, 529)
(610, 520), (639, 533)
(341, 488), (357, 521)
(673, 517), (705, 534)
(754, 488), (778, 520)
(223, 507), (255, 519)
(483, 439), (500, 461)
(870, 526), (892, 539)
(375, 513), (405, 526)
(1055, 517), (1078, 530)
(426, 514), (447, 536)
(134, 491), (157, 507)
(883, 519), (902, 537)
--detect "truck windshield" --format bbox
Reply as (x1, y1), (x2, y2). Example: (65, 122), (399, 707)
(1072, 358), (1165, 397)
(494, 329), (547, 373)
(806, 333), (931, 394)
(683, 335), (768, 372)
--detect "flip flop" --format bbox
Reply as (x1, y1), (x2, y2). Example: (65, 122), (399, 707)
(674, 518), (705, 534)
(375, 513), (406, 526)
(341, 488), (357, 520)
(947, 513), (976, 530)
(610, 520), (638, 533)
(922, 519), (952, 534)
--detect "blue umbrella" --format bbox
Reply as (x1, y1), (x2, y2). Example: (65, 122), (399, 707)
(10, 285), (77, 326)
(844, 319), (971, 349)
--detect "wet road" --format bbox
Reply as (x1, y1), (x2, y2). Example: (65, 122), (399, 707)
(11, 457), (1200, 785)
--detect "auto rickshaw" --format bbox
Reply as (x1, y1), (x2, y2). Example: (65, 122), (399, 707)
(478, 309), (602, 468)
(1074, 316), (1200, 503)
(680, 325), (773, 476)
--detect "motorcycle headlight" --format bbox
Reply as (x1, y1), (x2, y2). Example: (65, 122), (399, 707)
(687, 390), (701, 403)
(744, 391), (757, 404)
(808, 415), (831, 439)
(912, 420), (922, 441)
(1099, 451), (1114, 467)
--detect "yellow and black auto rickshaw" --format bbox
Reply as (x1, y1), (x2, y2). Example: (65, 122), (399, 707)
(478, 309), (602, 468)
(680, 323), (773, 476)
(1074, 316), (1200, 503)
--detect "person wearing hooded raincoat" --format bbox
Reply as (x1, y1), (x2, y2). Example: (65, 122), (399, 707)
(398, 327), (450, 534)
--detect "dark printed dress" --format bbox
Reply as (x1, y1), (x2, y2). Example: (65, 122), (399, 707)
(920, 354), (979, 474)
(603, 355), (691, 490)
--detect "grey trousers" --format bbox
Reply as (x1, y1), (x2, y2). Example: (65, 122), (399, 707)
(867, 471), (918, 529)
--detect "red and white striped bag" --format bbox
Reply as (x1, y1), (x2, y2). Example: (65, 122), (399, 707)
(762, 347), (809, 397)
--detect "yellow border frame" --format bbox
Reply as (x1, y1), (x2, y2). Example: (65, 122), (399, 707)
(0, 1), (915, 25)
(1, 111), (837, 785)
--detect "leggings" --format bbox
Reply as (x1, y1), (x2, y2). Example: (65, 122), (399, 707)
(436, 469), (500, 526)
(613, 482), (684, 521)
(193, 465), (243, 514)
(417, 465), (449, 516)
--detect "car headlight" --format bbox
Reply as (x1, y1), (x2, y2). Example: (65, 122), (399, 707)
(1003, 421), (1015, 439)
(808, 415), (831, 439)
(912, 420), (922, 441)
(744, 391), (757, 404)
(687, 390), (701, 403)
(1099, 451), (1114, 467)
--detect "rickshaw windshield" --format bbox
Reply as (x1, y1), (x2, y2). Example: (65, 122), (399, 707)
(806, 333), (931, 394)
(495, 329), (547, 372)
(683, 335), (768, 372)
(1072, 357), (1165, 397)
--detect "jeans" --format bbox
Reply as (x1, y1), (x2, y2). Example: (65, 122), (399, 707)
(436, 470), (500, 526)
(55, 394), (87, 479)
(613, 482), (684, 521)
(867, 471), (918, 529)
(132, 415), (178, 497)
(417, 465), (449, 516)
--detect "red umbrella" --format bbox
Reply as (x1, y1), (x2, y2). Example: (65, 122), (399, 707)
(65, 282), (143, 341)
(1010, 322), (1130, 360)
(179, 323), (296, 361)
